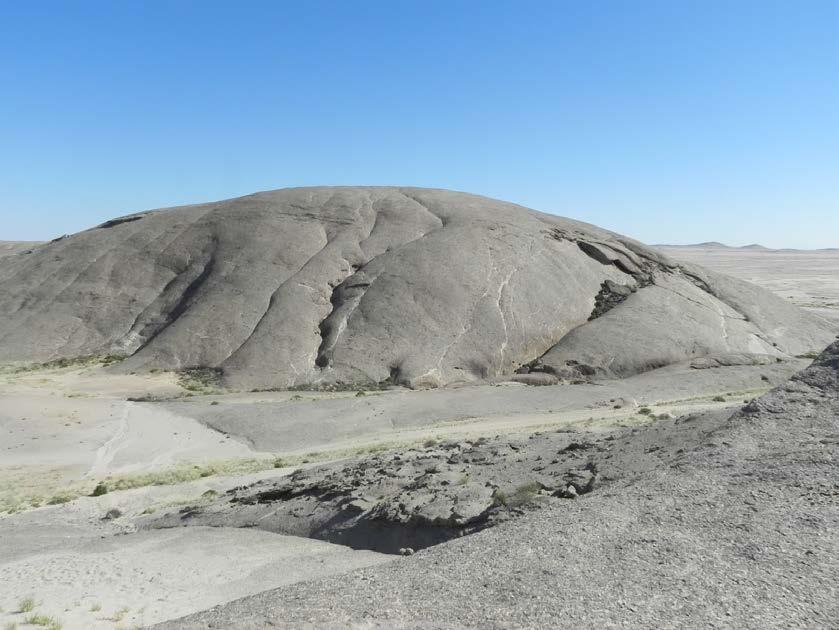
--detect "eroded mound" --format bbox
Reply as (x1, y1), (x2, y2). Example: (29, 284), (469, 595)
(0, 188), (832, 389)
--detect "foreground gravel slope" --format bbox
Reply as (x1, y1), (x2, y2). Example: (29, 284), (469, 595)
(157, 342), (839, 629)
(1, 187), (832, 389)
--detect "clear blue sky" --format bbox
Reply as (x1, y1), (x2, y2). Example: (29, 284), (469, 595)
(1, 1), (837, 248)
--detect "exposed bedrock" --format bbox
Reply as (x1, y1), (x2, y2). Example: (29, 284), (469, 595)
(0, 187), (833, 389)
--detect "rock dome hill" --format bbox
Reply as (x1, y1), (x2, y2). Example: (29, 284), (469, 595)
(0, 187), (833, 389)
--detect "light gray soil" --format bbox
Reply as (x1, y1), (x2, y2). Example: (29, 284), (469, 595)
(0, 241), (42, 259)
(161, 358), (804, 454)
(154, 342), (839, 629)
(0, 471), (390, 629)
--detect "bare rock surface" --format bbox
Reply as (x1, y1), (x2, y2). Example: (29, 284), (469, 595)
(154, 343), (839, 629)
(0, 188), (832, 390)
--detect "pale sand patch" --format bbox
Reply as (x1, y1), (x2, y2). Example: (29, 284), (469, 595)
(0, 365), (260, 511)
(0, 526), (388, 629)
(0, 469), (389, 629)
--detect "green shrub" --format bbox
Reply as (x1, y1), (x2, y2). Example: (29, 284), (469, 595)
(177, 367), (223, 393)
(17, 597), (36, 613)
(100, 354), (126, 366)
(23, 614), (53, 626)
(111, 606), (130, 622)
(127, 393), (162, 402)
(712, 395), (726, 402)
(91, 482), (109, 496)
(8, 354), (125, 374)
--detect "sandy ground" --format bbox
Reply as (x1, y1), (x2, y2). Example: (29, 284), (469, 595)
(658, 245), (839, 324)
(0, 461), (390, 629)
(1, 518), (386, 629)
(6, 358), (796, 512)
(0, 353), (818, 628)
(0, 241), (41, 259)
(0, 366), (259, 511)
(165, 359), (802, 458)
(0, 527), (385, 629)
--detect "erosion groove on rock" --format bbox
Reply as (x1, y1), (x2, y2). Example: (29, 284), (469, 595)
(0, 187), (833, 389)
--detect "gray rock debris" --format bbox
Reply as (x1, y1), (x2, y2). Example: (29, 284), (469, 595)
(142, 402), (737, 555)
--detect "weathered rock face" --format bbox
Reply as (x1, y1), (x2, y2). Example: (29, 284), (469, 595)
(0, 187), (833, 389)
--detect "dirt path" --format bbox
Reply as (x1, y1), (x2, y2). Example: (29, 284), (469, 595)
(87, 403), (131, 478)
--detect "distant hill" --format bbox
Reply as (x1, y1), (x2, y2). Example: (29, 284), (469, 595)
(655, 242), (768, 250)
(654, 242), (734, 249)
(656, 243), (837, 252)
(0, 187), (833, 390)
